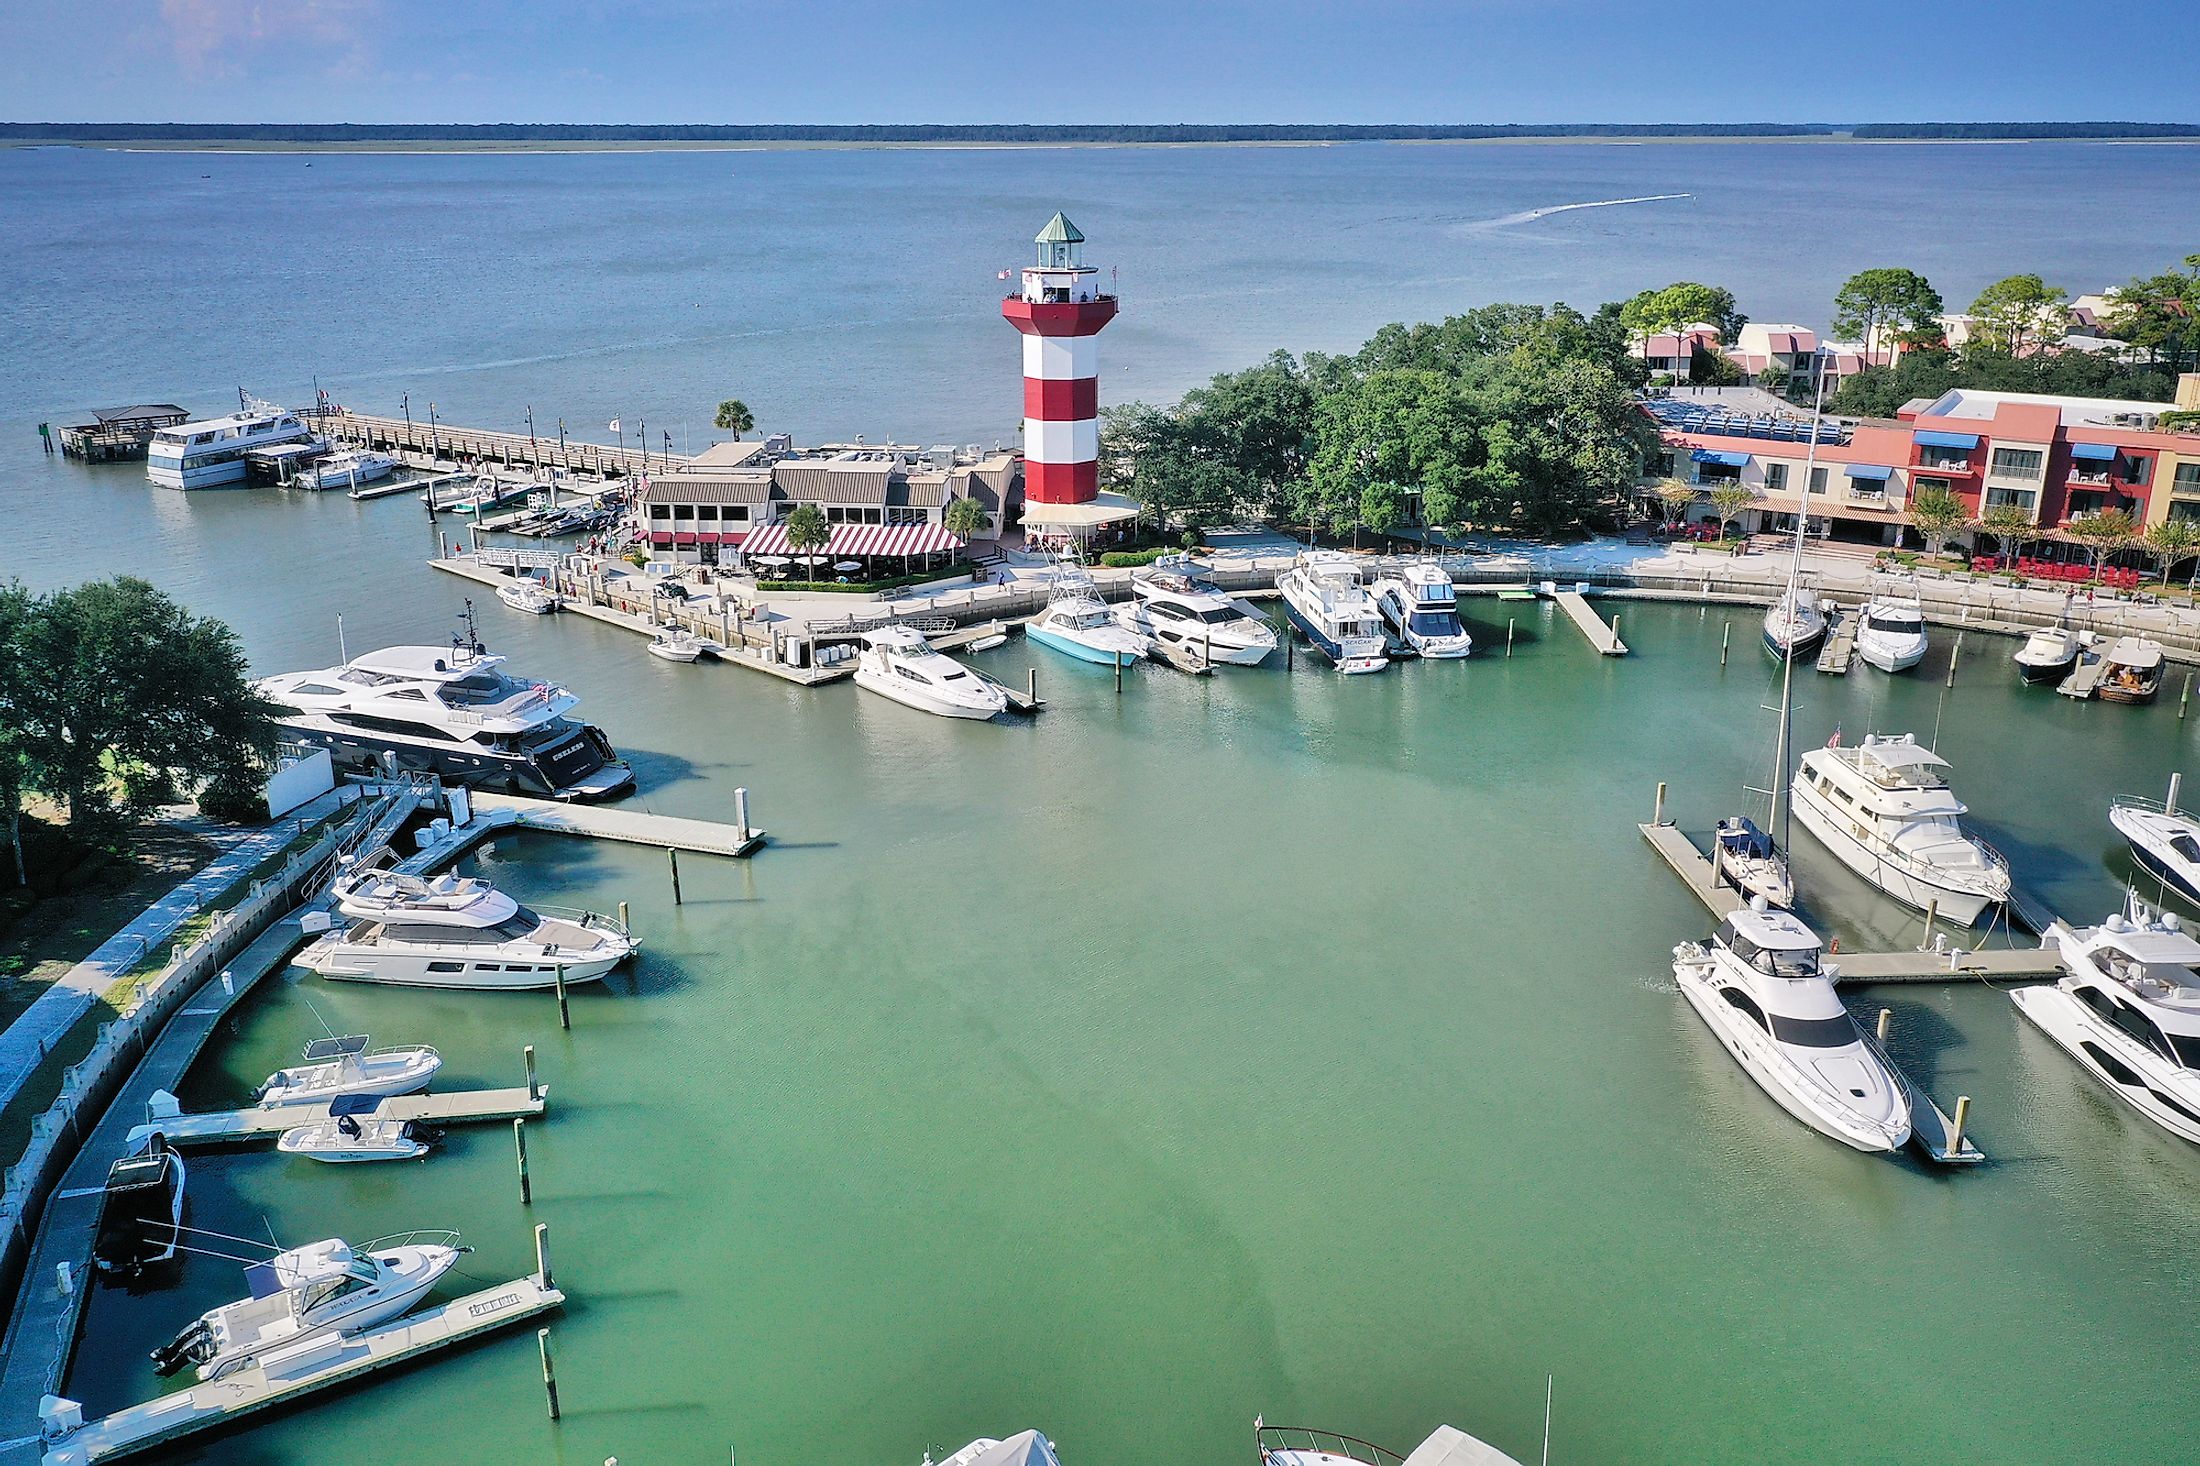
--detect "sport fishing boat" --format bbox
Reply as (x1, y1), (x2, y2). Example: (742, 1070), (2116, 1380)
(301, 449), (400, 491)
(1276, 551), (1388, 673)
(852, 625), (1007, 719)
(146, 398), (317, 490)
(2099, 636), (2165, 705)
(2014, 623), (2083, 683)
(1790, 733), (2011, 924)
(256, 605), (633, 799)
(1761, 589), (1827, 660)
(1028, 571), (1151, 667)
(1370, 562), (1473, 658)
(1672, 901), (1911, 1153)
(646, 626), (705, 663)
(495, 576), (559, 615)
(2014, 902), (2200, 1144)
(435, 475), (542, 515)
(92, 1136), (185, 1278)
(1855, 590), (1928, 673)
(298, 864), (637, 989)
(255, 1034), (441, 1108)
(1257, 1418), (1527, 1466)
(276, 1097), (439, 1164)
(1712, 816), (1794, 909)
(2110, 789), (2200, 904)
(152, 1230), (465, 1381)
(1113, 560), (1277, 666)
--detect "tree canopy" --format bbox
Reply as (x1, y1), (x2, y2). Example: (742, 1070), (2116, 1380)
(713, 399), (755, 438)
(1618, 282), (1747, 349)
(1832, 268), (1945, 351)
(1968, 274), (2068, 356)
(1828, 346), (2178, 418)
(2105, 253), (2200, 375)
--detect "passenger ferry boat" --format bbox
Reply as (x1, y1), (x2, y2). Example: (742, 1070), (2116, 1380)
(1790, 733), (2010, 924)
(1276, 552), (1388, 673)
(146, 396), (316, 489)
(255, 606), (632, 800)
(1370, 562), (1472, 658)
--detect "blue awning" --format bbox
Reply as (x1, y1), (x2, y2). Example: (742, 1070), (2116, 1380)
(1692, 449), (1751, 467)
(1913, 429), (1979, 450)
(1844, 464), (1894, 481)
(2070, 441), (2118, 462)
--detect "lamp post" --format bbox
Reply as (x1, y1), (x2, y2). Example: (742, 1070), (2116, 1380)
(401, 391), (412, 436)
(429, 402), (441, 466)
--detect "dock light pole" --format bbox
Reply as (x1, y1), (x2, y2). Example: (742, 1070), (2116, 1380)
(401, 391), (412, 436)
(527, 407), (539, 472)
(429, 402), (441, 466)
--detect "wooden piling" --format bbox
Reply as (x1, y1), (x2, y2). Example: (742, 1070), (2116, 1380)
(554, 965), (570, 1031)
(1945, 631), (1963, 688)
(1721, 621), (1730, 667)
(1114, 653), (1123, 694)
(514, 1118), (531, 1204)
(1027, 667), (1037, 704)
(617, 900), (629, 933)
(534, 1221), (554, 1290)
(524, 1044), (538, 1102)
(1653, 781), (1666, 827)
(2170, 771), (2183, 815)
(733, 786), (751, 842)
(538, 1327), (561, 1421)
(1506, 618), (1515, 657)
(1948, 1095), (1971, 1156)
(668, 847), (683, 905)
(1921, 899), (1939, 953)
(2183, 672), (2192, 721)
(1877, 1007), (1891, 1045)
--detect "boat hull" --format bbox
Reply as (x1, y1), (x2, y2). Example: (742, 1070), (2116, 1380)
(1675, 963), (1908, 1152)
(2011, 984), (2200, 1145)
(2015, 654), (2076, 684)
(1027, 624), (1143, 667)
(852, 666), (1002, 719)
(300, 944), (623, 989)
(1857, 634), (1927, 673)
(1279, 597), (1388, 673)
(274, 719), (633, 802)
(1790, 786), (1998, 924)
(1119, 607), (1273, 666)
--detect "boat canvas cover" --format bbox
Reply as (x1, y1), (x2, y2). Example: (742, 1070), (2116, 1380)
(2108, 638), (2164, 669)
(303, 1035), (370, 1061)
(967, 1432), (1061, 1466)
(2102, 929), (2200, 966)
(1400, 1425), (1528, 1466)
(1717, 819), (1775, 859)
(248, 1239), (356, 1298)
(328, 1093), (387, 1117)
(1858, 739), (1949, 773)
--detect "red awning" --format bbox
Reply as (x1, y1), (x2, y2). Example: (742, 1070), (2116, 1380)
(740, 520), (964, 557)
(696, 532), (721, 546)
(649, 531), (674, 547)
(672, 532), (699, 546)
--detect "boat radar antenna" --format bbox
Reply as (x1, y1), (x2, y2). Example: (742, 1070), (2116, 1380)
(1773, 359), (1832, 858)
(453, 599), (485, 659)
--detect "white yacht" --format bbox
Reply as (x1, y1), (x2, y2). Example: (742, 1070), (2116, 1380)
(852, 625), (1007, 719)
(255, 1034), (441, 1108)
(1276, 552), (1388, 673)
(924, 1431), (1064, 1466)
(276, 1098), (438, 1164)
(92, 1136), (185, 1278)
(256, 610), (633, 799)
(1790, 733), (2011, 924)
(1673, 902), (1912, 1152)
(1855, 592), (1928, 673)
(1371, 562), (1473, 659)
(298, 865), (637, 989)
(2110, 793), (2200, 905)
(438, 475), (541, 515)
(151, 1231), (464, 1381)
(495, 576), (559, 615)
(146, 401), (316, 489)
(302, 449), (400, 491)
(1113, 561), (1276, 666)
(646, 626), (705, 663)
(1028, 571), (1151, 667)
(1257, 1419), (1526, 1466)
(2014, 624), (2083, 683)
(2014, 904), (2200, 1144)
(1761, 589), (1827, 660)
(1712, 816), (1794, 909)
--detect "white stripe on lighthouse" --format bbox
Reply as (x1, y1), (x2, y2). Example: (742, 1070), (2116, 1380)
(1023, 334), (1100, 381)
(1024, 417), (1100, 464)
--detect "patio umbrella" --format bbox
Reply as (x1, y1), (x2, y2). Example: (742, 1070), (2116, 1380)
(834, 561), (863, 572)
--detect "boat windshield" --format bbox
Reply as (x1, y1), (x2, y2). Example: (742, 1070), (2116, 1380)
(2171, 833), (2200, 863)
(1192, 605), (1239, 624)
(1767, 1011), (1857, 1048)
(1409, 611), (1463, 636)
(1866, 614), (1921, 633)
(1724, 930), (1821, 978)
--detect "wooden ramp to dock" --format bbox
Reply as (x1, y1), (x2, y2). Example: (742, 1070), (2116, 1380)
(2058, 654), (2106, 700)
(469, 791), (765, 857)
(1858, 1025), (1985, 1165)
(1553, 591), (1628, 655)
(1150, 638), (1215, 676)
(348, 471), (466, 503)
(971, 667), (1045, 714)
(139, 1086), (546, 1148)
(39, 1275), (563, 1465)
(1816, 609), (1857, 675)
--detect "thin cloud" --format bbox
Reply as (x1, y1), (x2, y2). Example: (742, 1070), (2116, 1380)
(157, 0), (381, 79)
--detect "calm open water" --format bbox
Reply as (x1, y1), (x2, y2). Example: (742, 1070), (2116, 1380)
(6, 143), (2200, 1465)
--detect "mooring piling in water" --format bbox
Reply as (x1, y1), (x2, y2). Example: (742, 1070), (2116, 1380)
(535, 1221), (555, 1291)
(1949, 1096), (1972, 1156)
(1945, 631), (1963, 688)
(1653, 781), (1667, 827)
(2169, 771), (2183, 814)
(1877, 1007), (1892, 1045)
(524, 1044), (538, 1102)
(554, 964), (570, 1031)
(1507, 617), (1516, 657)
(618, 899), (630, 933)
(668, 847), (683, 904)
(538, 1327), (561, 1421)
(515, 1117), (531, 1204)
(1721, 621), (1730, 667)
(733, 786), (751, 843)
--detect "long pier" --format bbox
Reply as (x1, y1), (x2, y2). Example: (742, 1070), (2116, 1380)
(1552, 590), (1628, 655)
(132, 1086), (546, 1149)
(320, 410), (684, 480)
(469, 790), (766, 858)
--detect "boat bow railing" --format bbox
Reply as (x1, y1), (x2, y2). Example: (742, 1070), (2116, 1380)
(1256, 1426), (1405, 1466)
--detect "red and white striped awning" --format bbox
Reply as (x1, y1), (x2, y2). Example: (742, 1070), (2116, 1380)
(740, 521), (963, 557)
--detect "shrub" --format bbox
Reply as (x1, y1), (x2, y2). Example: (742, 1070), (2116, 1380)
(1099, 546), (1179, 568)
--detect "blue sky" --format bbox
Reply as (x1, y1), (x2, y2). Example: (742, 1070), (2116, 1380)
(6, 0), (2195, 126)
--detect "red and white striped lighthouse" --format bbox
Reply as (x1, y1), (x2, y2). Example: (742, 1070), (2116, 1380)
(1001, 212), (1117, 505)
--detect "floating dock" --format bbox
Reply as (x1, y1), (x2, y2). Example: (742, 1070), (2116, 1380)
(38, 1274), (562, 1465)
(1553, 591), (1628, 655)
(348, 470), (468, 503)
(469, 790), (766, 857)
(134, 1086), (545, 1149)
(1815, 608), (1857, 675)
(1637, 822), (2059, 983)
(1859, 1024), (1986, 1164)
(2058, 653), (2106, 700)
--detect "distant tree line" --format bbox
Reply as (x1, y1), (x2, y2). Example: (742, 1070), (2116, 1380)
(0, 122), (1842, 144)
(1851, 122), (2200, 139)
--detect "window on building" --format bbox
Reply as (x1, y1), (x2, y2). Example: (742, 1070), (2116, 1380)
(827, 507), (846, 522)
(1808, 466), (1828, 494)
(648, 504), (671, 521)
(2174, 462), (2200, 494)
(1914, 476), (1950, 496)
(2122, 456), (2151, 486)
(696, 505), (718, 521)
(1985, 488), (2037, 513)
(1765, 463), (1788, 493)
(1990, 447), (2044, 478)
(1917, 449), (1971, 472)
(727, 505), (749, 522)
(672, 504), (694, 521)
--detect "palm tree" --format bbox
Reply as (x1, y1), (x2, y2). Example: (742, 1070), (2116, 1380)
(782, 503), (829, 581)
(1977, 502), (2033, 569)
(1908, 488), (1972, 560)
(1707, 484), (1755, 542)
(2146, 518), (2200, 588)
(714, 399), (755, 440)
(943, 495), (989, 544)
(2066, 508), (2139, 584)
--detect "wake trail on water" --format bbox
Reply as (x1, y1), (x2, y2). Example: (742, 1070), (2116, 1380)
(1473, 192), (1693, 229)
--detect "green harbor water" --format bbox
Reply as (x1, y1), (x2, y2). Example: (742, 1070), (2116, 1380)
(54, 560), (2200, 1466)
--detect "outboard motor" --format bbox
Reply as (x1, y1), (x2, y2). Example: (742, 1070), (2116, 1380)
(150, 1318), (213, 1377)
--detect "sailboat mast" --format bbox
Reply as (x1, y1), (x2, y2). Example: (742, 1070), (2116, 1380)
(1774, 363), (1830, 854)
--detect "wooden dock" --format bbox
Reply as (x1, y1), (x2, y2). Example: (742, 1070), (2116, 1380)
(135, 1086), (545, 1149)
(1637, 823), (2059, 983)
(470, 790), (766, 857)
(322, 409), (681, 479)
(1553, 591), (1628, 655)
(1858, 1024), (1986, 1164)
(38, 1275), (562, 1465)
(348, 470), (467, 503)
(1815, 608), (1857, 675)
(2058, 652), (2106, 700)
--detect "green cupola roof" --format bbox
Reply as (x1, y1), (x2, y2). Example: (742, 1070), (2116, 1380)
(1034, 212), (1085, 246)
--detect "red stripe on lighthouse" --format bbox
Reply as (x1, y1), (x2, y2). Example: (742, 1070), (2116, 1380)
(1025, 460), (1099, 504)
(1025, 377), (1099, 420)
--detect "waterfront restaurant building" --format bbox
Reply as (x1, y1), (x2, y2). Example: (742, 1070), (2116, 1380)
(1645, 373), (2200, 552)
(638, 437), (1020, 567)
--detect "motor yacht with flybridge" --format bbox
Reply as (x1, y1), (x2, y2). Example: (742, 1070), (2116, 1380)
(1027, 568), (1152, 667)
(151, 1229), (464, 1381)
(852, 625), (1008, 719)
(297, 863), (637, 989)
(1371, 561), (1473, 658)
(146, 393), (316, 490)
(255, 602), (632, 799)
(1112, 557), (1277, 665)
(1855, 585), (1928, 673)
(2111, 784), (2200, 905)
(1790, 732), (2011, 925)
(2014, 900), (2200, 1145)
(1673, 899), (1912, 1152)
(1276, 551), (1388, 673)
(1257, 1418), (1527, 1466)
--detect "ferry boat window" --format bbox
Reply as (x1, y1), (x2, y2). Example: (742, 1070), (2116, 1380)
(1719, 987), (1771, 1033)
(1767, 1011), (1857, 1048)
